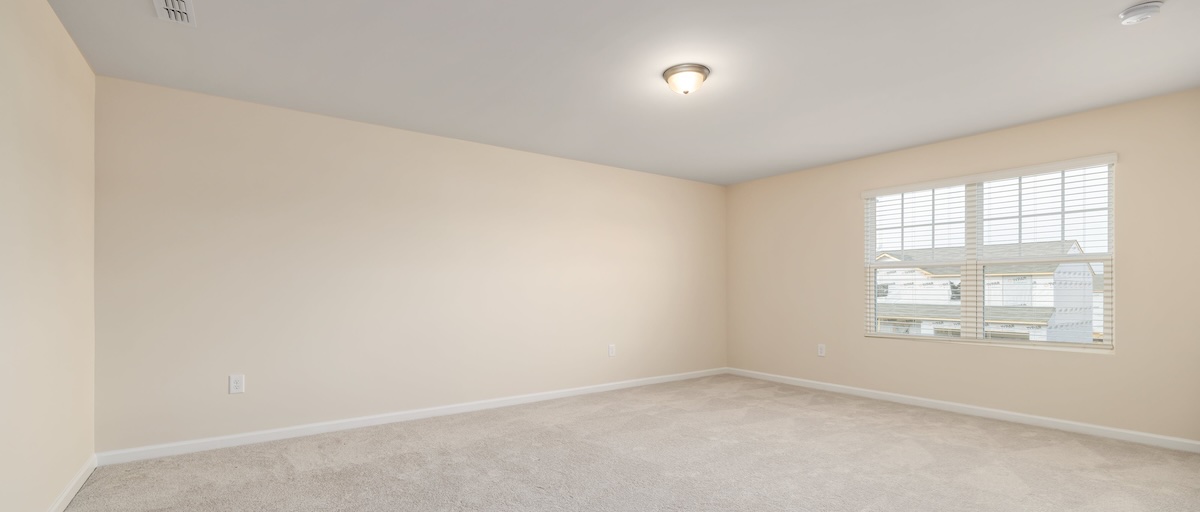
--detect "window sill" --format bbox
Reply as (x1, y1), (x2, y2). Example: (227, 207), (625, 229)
(863, 333), (1114, 354)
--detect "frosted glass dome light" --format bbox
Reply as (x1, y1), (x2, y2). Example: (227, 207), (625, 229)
(663, 63), (710, 95)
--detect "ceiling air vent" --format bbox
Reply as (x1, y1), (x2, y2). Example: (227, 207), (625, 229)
(154, 0), (198, 27)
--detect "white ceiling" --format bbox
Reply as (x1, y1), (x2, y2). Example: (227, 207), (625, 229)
(50, 0), (1200, 184)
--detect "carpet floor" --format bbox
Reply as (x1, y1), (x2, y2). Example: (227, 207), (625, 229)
(67, 375), (1200, 511)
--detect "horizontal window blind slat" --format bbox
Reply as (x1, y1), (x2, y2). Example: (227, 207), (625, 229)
(861, 154), (1116, 198)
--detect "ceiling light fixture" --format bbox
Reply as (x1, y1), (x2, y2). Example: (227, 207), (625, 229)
(1119, 1), (1164, 25)
(663, 63), (710, 95)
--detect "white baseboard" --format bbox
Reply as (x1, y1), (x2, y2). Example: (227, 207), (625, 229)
(95, 368), (726, 466)
(48, 454), (96, 512)
(93, 365), (1199, 468)
(727, 367), (1200, 454)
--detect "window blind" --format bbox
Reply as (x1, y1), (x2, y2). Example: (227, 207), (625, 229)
(863, 155), (1115, 347)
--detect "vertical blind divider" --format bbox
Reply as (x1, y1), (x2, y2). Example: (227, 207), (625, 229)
(962, 183), (982, 339)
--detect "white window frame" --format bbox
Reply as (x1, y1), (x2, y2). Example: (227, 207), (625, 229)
(863, 154), (1116, 350)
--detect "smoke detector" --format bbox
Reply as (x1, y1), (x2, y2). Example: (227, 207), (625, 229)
(1119, 2), (1164, 25)
(154, 0), (198, 28)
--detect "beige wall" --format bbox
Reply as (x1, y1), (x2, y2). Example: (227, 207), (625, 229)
(0, 0), (97, 510)
(729, 88), (1200, 441)
(94, 77), (727, 451)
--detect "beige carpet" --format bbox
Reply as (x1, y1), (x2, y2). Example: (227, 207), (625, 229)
(67, 375), (1200, 511)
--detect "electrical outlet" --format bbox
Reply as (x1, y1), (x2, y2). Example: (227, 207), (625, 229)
(229, 374), (245, 394)
(817, 344), (826, 357)
(608, 344), (616, 357)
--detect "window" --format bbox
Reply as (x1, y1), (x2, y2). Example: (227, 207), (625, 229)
(876, 283), (890, 298)
(863, 155), (1114, 347)
(878, 318), (920, 335)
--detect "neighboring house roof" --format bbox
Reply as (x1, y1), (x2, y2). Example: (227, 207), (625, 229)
(876, 303), (1055, 326)
(876, 241), (1096, 283)
(876, 240), (1083, 265)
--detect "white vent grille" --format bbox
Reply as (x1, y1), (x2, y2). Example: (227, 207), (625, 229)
(155, 0), (197, 27)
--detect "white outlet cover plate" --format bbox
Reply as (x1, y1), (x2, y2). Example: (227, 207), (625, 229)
(229, 374), (245, 394)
